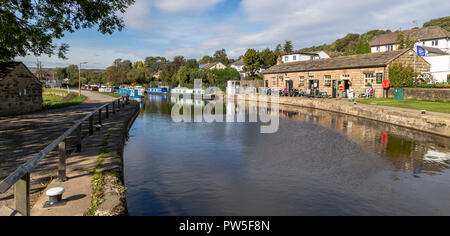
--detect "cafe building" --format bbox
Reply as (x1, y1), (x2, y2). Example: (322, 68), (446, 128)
(263, 49), (430, 98)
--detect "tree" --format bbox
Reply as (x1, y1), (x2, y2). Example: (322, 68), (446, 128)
(172, 56), (186, 70)
(127, 68), (146, 84)
(355, 39), (371, 54)
(423, 16), (450, 31)
(186, 59), (199, 69)
(397, 32), (416, 49)
(134, 61), (144, 70)
(144, 56), (168, 79)
(283, 41), (294, 54)
(105, 59), (132, 84)
(275, 44), (283, 54)
(213, 49), (229, 65)
(199, 56), (213, 65)
(66, 64), (79, 86)
(0, 0), (135, 61)
(52, 67), (67, 79)
(389, 63), (416, 88)
(260, 48), (277, 69)
(243, 49), (262, 79)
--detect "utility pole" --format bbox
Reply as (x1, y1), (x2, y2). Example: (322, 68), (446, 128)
(79, 62), (88, 96)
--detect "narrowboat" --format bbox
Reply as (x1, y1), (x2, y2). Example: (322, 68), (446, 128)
(148, 87), (169, 95)
(118, 88), (144, 99)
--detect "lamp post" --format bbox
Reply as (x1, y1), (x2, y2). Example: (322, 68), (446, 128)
(79, 62), (88, 96)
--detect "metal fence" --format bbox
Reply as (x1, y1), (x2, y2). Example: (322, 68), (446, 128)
(0, 96), (130, 216)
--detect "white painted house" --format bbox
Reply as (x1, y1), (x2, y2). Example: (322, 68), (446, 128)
(199, 62), (227, 70)
(230, 59), (245, 78)
(281, 51), (330, 63)
(370, 26), (450, 83)
(369, 26), (450, 54)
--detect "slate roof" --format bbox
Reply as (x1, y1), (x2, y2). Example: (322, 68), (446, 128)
(422, 46), (448, 55)
(231, 59), (244, 67)
(370, 26), (450, 46)
(0, 62), (22, 81)
(201, 62), (223, 70)
(263, 49), (412, 74)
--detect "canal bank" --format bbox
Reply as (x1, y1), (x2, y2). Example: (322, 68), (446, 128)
(226, 95), (450, 138)
(29, 101), (139, 216)
(0, 91), (140, 216)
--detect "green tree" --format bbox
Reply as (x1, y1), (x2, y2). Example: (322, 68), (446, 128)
(423, 16), (450, 31)
(0, 0), (135, 61)
(144, 56), (168, 79)
(105, 59), (132, 84)
(213, 49), (229, 65)
(355, 39), (371, 54)
(127, 68), (146, 84)
(260, 48), (277, 69)
(66, 64), (79, 86)
(389, 63), (416, 88)
(199, 55), (213, 65)
(283, 41), (294, 54)
(243, 49), (262, 79)
(186, 59), (199, 69)
(52, 67), (67, 79)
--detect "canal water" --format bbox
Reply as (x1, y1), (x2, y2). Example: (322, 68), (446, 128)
(124, 95), (450, 216)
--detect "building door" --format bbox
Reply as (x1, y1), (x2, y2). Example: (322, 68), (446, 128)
(265, 80), (269, 88)
(286, 80), (293, 90)
(332, 80), (337, 98)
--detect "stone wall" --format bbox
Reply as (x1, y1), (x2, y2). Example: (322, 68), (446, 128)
(387, 88), (450, 101)
(0, 65), (43, 117)
(227, 95), (450, 138)
(263, 67), (387, 98)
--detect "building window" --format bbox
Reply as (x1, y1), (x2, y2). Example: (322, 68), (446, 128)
(432, 40), (439, 46)
(342, 74), (350, 79)
(272, 78), (276, 86)
(293, 56), (296, 61)
(376, 46), (380, 51)
(299, 76), (305, 87)
(386, 45), (394, 51)
(365, 73), (375, 86)
(284, 56), (289, 61)
(324, 75), (332, 87)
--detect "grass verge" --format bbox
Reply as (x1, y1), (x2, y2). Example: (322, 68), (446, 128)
(357, 98), (450, 114)
(43, 90), (86, 110)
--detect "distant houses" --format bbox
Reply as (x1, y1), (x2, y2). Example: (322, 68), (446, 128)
(281, 51), (330, 63)
(230, 59), (246, 78)
(369, 26), (450, 54)
(0, 62), (43, 116)
(199, 62), (227, 70)
(369, 26), (450, 83)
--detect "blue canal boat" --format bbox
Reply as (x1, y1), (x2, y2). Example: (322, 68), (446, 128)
(118, 88), (143, 99)
(148, 88), (169, 95)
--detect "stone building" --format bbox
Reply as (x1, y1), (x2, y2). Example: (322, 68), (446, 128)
(263, 49), (431, 98)
(0, 62), (43, 116)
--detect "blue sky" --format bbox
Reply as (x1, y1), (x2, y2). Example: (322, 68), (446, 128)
(18, 0), (450, 69)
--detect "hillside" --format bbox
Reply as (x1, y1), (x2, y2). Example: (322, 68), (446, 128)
(299, 16), (449, 57)
(423, 16), (450, 31)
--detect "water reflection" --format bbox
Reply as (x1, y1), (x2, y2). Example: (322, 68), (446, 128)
(124, 95), (450, 216)
(277, 106), (450, 177)
(141, 95), (450, 177)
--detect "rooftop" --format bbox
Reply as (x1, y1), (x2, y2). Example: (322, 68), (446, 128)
(0, 62), (22, 80)
(263, 49), (413, 74)
(369, 26), (450, 47)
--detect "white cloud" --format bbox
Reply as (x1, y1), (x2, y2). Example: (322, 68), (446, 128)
(154, 0), (224, 14)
